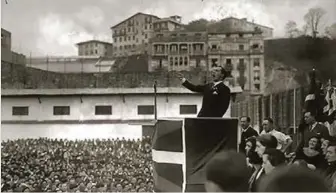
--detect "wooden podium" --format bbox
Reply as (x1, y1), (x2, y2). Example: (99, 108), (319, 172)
(151, 117), (239, 192)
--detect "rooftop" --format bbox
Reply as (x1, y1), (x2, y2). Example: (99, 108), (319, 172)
(111, 12), (161, 29)
(76, 40), (112, 46)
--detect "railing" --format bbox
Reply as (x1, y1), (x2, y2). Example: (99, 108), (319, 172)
(231, 86), (309, 134)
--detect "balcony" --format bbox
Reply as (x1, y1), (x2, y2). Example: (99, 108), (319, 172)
(112, 32), (126, 37)
(250, 48), (263, 54)
(152, 50), (167, 56)
(208, 48), (221, 54)
(191, 50), (205, 56)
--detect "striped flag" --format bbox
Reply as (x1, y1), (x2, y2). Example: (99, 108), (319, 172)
(323, 84), (336, 136)
(152, 118), (238, 192)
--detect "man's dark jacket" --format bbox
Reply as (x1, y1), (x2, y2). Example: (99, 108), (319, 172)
(239, 126), (259, 154)
(182, 80), (231, 118)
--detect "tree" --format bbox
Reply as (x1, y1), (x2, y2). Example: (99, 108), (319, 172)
(285, 20), (300, 38)
(303, 7), (326, 38)
(325, 23), (336, 39)
(184, 19), (209, 32)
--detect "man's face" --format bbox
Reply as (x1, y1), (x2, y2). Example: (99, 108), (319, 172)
(321, 140), (330, 154)
(245, 141), (253, 155)
(262, 154), (274, 174)
(240, 117), (249, 129)
(211, 67), (224, 82)
(326, 146), (336, 162)
(262, 120), (272, 132)
(304, 112), (315, 124)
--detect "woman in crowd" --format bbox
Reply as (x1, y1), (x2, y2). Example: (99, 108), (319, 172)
(245, 137), (263, 192)
(249, 134), (278, 192)
(293, 135), (327, 170)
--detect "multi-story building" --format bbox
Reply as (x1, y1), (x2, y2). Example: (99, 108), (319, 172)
(111, 13), (184, 57)
(1, 28), (26, 65)
(76, 40), (113, 57)
(219, 17), (273, 38)
(111, 12), (161, 57)
(208, 28), (265, 94)
(153, 16), (183, 32)
(1, 28), (12, 50)
(149, 31), (208, 71)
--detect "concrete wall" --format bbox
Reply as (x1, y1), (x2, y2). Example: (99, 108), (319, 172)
(1, 94), (231, 122)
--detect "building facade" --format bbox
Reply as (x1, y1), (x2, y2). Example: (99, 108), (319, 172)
(153, 16), (183, 32)
(219, 17), (273, 38)
(111, 13), (161, 57)
(208, 30), (265, 94)
(149, 31), (208, 71)
(76, 40), (113, 57)
(1, 28), (26, 65)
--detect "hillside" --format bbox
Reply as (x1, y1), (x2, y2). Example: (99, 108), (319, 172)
(264, 37), (336, 85)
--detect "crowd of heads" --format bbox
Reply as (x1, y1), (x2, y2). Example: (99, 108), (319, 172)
(1, 137), (153, 192)
(205, 116), (336, 192)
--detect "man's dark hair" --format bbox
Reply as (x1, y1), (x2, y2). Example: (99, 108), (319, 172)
(256, 134), (278, 149)
(240, 116), (251, 123)
(263, 148), (286, 167)
(247, 149), (263, 165)
(257, 165), (329, 192)
(205, 151), (250, 192)
(263, 117), (274, 124)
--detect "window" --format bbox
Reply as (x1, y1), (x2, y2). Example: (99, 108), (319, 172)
(133, 36), (135, 40)
(184, 57), (188, 66)
(226, 58), (232, 64)
(53, 106), (70, 115)
(252, 44), (259, 49)
(239, 44), (244, 50)
(95, 105), (112, 115)
(254, 84), (260, 90)
(239, 34), (243, 38)
(145, 34), (148, 39)
(211, 44), (217, 49)
(95, 50), (98, 54)
(170, 57), (174, 66)
(254, 58), (260, 67)
(196, 58), (201, 67)
(159, 59), (163, 68)
(175, 57), (178, 66)
(180, 105), (197, 114)
(114, 38), (117, 42)
(179, 57), (183, 66)
(12, 106), (29, 116)
(124, 36), (126, 41)
(239, 59), (244, 64)
(138, 105), (154, 115)
(128, 28), (131, 32)
(119, 37), (122, 42)
(128, 36), (131, 41)
(211, 58), (218, 67)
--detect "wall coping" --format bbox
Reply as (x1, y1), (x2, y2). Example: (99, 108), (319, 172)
(1, 86), (242, 96)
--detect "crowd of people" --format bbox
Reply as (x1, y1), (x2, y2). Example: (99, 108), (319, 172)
(1, 137), (153, 192)
(205, 113), (336, 192)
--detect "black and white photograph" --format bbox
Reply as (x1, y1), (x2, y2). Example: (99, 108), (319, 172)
(1, 0), (336, 192)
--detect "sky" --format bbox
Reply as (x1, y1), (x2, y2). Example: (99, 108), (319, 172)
(1, 0), (335, 56)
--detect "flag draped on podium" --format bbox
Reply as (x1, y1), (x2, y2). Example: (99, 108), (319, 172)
(152, 118), (238, 192)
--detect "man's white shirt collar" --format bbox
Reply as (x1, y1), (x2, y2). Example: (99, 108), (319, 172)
(213, 81), (222, 87)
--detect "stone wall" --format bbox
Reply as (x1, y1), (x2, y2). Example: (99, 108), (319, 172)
(1, 62), (211, 89)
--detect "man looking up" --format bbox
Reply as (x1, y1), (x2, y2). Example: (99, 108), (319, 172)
(177, 66), (231, 118)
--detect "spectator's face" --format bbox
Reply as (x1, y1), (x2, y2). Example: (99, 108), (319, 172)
(326, 146), (336, 162)
(131, 178), (137, 184)
(256, 141), (266, 157)
(321, 140), (330, 155)
(262, 154), (274, 174)
(240, 117), (249, 129)
(262, 120), (272, 132)
(245, 141), (253, 155)
(304, 112), (315, 124)
(116, 184), (122, 191)
(308, 137), (318, 149)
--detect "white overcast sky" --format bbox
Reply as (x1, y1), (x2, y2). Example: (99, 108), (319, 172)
(1, 0), (335, 56)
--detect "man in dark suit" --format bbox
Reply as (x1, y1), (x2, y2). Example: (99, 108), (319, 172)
(178, 66), (231, 118)
(303, 111), (331, 145)
(239, 116), (259, 154)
